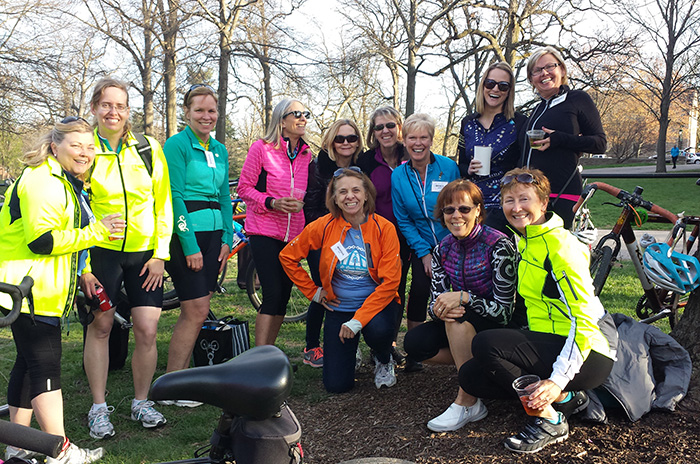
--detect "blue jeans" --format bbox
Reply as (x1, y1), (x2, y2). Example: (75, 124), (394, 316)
(322, 301), (399, 393)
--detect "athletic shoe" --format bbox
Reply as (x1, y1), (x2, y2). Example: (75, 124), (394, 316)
(5, 445), (39, 461)
(390, 346), (406, 367)
(303, 347), (324, 368)
(46, 443), (104, 464)
(131, 400), (167, 428)
(427, 399), (488, 432)
(403, 357), (424, 373)
(157, 399), (203, 408)
(504, 413), (569, 454)
(87, 405), (115, 440)
(374, 357), (397, 389)
(553, 391), (589, 418)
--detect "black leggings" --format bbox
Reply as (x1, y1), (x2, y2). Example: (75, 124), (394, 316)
(248, 235), (293, 316)
(8, 315), (62, 408)
(459, 328), (613, 400)
(406, 252), (431, 323)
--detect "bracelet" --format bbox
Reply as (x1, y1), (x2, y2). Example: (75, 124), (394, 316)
(459, 290), (464, 306)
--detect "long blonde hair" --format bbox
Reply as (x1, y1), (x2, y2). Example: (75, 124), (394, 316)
(23, 118), (94, 167)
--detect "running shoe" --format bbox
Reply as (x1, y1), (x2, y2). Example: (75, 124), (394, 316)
(427, 399), (488, 432)
(504, 413), (569, 453)
(46, 443), (104, 464)
(303, 347), (324, 368)
(87, 405), (115, 440)
(131, 400), (167, 428)
(374, 357), (397, 389)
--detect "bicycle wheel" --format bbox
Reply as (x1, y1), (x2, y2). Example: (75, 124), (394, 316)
(216, 259), (229, 293)
(161, 270), (179, 310)
(246, 260), (308, 322)
(589, 244), (613, 296)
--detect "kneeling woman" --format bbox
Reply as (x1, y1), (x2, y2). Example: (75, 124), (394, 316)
(459, 168), (617, 454)
(280, 168), (401, 393)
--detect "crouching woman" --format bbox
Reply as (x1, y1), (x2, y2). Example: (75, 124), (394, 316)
(280, 167), (401, 393)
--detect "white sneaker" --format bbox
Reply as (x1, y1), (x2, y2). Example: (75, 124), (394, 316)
(5, 445), (39, 460)
(158, 399), (203, 408)
(131, 400), (167, 428)
(427, 399), (488, 432)
(373, 357), (397, 389)
(87, 406), (115, 440)
(46, 443), (104, 464)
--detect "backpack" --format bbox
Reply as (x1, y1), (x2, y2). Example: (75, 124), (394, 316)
(132, 132), (153, 176)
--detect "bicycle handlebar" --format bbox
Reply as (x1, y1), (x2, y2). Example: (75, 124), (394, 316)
(0, 276), (34, 328)
(573, 182), (679, 224)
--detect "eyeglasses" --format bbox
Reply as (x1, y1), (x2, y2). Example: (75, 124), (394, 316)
(441, 205), (474, 215)
(501, 173), (539, 185)
(333, 166), (362, 178)
(61, 116), (89, 124)
(333, 134), (359, 144)
(484, 79), (511, 92)
(184, 83), (215, 105)
(531, 63), (560, 77)
(98, 102), (128, 113)
(283, 110), (311, 119)
(373, 122), (397, 132)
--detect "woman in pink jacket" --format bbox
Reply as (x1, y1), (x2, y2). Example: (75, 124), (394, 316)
(238, 99), (313, 345)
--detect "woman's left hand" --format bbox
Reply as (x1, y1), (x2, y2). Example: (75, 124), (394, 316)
(421, 254), (433, 279)
(527, 379), (563, 411)
(339, 324), (356, 343)
(218, 244), (230, 274)
(532, 127), (555, 151)
(140, 258), (165, 291)
(433, 292), (466, 321)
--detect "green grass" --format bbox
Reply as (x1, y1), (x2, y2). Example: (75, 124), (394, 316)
(585, 177), (700, 229)
(0, 255), (669, 462)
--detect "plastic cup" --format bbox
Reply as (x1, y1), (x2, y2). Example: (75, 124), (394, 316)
(512, 374), (540, 416)
(473, 146), (492, 176)
(527, 130), (546, 149)
(292, 188), (306, 202)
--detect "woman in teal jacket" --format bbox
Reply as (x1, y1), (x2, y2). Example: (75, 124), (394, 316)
(0, 118), (124, 463)
(162, 84), (233, 391)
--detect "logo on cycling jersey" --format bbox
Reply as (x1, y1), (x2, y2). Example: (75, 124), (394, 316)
(177, 215), (189, 232)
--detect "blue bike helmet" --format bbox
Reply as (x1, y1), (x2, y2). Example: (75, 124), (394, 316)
(643, 243), (700, 294)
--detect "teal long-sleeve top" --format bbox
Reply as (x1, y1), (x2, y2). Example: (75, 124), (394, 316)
(164, 126), (233, 256)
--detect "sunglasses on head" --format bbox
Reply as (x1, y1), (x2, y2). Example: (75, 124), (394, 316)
(61, 116), (89, 124)
(283, 110), (311, 120)
(442, 205), (474, 215)
(373, 122), (397, 132)
(333, 166), (362, 178)
(484, 79), (511, 92)
(501, 173), (539, 186)
(333, 134), (359, 144)
(184, 83), (215, 105)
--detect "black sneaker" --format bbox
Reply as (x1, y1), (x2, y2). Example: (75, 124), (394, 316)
(553, 391), (589, 418)
(504, 413), (569, 454)
(403, 357), (424, 373)
(391, 346), (406, 367)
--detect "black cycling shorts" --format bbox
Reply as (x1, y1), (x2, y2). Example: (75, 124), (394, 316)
(89, 247), (163, 308)
(166, 230), (223, 302)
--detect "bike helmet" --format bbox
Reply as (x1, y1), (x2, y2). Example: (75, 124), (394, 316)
(643, 243), (700, 294)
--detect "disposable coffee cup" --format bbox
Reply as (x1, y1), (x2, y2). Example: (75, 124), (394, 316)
(473, 146), (492, 176)
(512, 374), (540, 416)
(527, 130), (546, 149)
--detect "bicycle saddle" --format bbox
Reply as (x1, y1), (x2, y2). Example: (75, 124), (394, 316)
(149, 345), (292, 420)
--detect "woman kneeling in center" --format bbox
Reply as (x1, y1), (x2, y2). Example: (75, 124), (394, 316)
(280, 167), (401, 393)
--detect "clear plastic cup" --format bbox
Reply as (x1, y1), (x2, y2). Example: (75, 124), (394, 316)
(527, 130), (546, 148)
(512, 374), (541, 416)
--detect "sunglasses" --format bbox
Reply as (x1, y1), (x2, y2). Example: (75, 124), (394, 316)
(61, 116), (90, 124)
(283, 110), (311, 119)
(373, 122), (397, 132)
(184, 83), (215, 105)
(442, 205), (474, 215)
(333, 166), (362, 178)
(501, 173), (539, 185)
(333, 134), (359, 144)
(484, 79), (511, 92)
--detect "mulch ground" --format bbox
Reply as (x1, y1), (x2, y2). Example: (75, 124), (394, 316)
(290, 363), (700, 464)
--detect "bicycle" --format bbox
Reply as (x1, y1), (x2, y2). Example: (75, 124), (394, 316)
(573, 181), (700, 328)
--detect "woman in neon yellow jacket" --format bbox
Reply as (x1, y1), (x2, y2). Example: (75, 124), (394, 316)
(0, 117), (124, 462)
(80, 78), (173, 439)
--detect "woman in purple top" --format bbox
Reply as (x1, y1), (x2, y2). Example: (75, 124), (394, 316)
(356, 107), (411, 367)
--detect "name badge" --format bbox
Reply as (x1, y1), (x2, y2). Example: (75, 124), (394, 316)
(331, 241), (349, 261)
(431, 180), (448, 193)
(550, 93), (567, 108)
(205, 150), (216, 168)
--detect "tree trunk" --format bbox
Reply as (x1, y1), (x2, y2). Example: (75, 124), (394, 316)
(670, 290), (700, 411)
(162, 0), (178, 138)
(216, 33), (231, 144)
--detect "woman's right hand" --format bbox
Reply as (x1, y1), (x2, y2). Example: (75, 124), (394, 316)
(80, 272), (103, 300)
(421, 254), (433, 280)
(468, 159), (483, 176)
(272, 197), (304, 214)
(186, 252), (204, 272)
(99, 213), (126, 238)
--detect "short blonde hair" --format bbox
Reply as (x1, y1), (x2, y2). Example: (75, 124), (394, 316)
(23, 118), (94, 168)
(403, 113), (435, 140)
(321, 119), (364, 163)
(526, 46), (569, 88)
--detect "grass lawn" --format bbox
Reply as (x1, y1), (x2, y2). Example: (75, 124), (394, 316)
(584, 176), (700, 229)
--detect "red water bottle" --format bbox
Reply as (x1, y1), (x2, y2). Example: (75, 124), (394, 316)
(95, 287), (114, 312)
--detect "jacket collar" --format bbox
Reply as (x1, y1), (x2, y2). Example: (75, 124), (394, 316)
(523, 212), (563, 239)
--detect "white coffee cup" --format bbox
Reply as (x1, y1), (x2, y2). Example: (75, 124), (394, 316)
(473, 146), (492, 176)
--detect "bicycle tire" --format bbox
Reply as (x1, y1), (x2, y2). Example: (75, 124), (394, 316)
(122, 270), (179, 310)
(246, 260), (308, 322)
(216, 259), (228, 293)
(590, 244), (614, 296)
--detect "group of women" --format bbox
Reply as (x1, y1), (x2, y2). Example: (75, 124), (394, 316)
(0, 44), (614, 460)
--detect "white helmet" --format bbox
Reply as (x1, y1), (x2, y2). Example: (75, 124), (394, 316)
(643, 243), (700, 294)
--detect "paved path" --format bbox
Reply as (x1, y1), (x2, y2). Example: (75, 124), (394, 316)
(583, 163), (700, 176)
